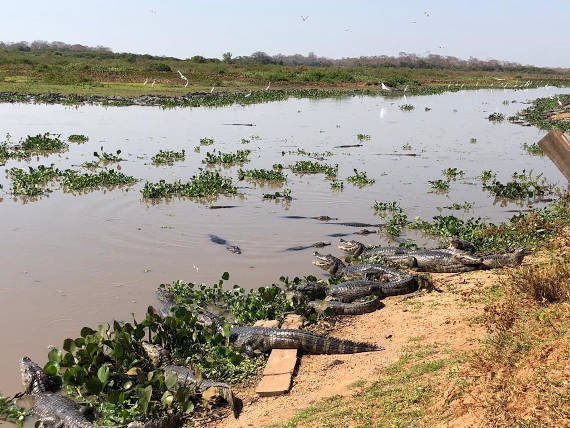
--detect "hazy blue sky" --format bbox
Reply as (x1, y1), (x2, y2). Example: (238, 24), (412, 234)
(3, 1), (570, 67)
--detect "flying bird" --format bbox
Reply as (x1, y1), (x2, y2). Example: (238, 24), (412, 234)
(265, 82), (271, 91)
(381, 82), (391, 91)
(301, 15), (309, 21)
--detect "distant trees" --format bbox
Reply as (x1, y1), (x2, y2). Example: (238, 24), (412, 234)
(222, 52), (233, 63)
(0, 40), (111, 52)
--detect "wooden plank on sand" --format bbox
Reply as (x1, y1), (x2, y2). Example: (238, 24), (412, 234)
(538, 129), (570, 181)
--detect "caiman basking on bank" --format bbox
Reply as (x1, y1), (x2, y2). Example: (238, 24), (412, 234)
(228, 327), (383, 357)
(20, 356), (126, 428)
(312, 251), (410, 280)
(141, 343), (239, 418)
(308, 297), (383, 315)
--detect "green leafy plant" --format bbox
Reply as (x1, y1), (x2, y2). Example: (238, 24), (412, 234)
(373, 201), (401, 213)
(428, 179), (450, 192)
(356, 134), (371, 141)
(61, 169), (137, 192)
(151, 150), (186, 165)
(262, 188), (292, 200)
(289, 161), (337, 179)
(141, 169), (237, 199)
(68, 134), (89, 143)
(238, 168), (286, 182)
(0, 394), (29, 427)
(330, 180), (344, 190)
(94, 147), (123, 163)
(401, 143), (413, 151)
(347, 169), (375, 186)
(399, 104), (415, 111)
(487, 112), (505, 122)
(199, 137), (214, 146)
(441, 167), (465, 180)
(522, 142), (544, 156)
(203, 150), (251, 165)
(19, 133), (68, 152)
(482, 170), (553, 199)
(7, 164), (63, 196)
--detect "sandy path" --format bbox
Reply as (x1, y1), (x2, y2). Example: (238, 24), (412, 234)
(203, 268), (502, 428)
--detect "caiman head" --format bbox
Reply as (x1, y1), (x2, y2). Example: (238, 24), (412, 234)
(312, 252), (345, 274)
(338, 239), (365, 255)
(512, 247), (529, 264)
(448, 239), (476, 253)
(141, 342), (169, 368)
(20, 356), (52, 394)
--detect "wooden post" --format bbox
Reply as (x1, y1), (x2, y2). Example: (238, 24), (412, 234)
(537, 129), (570, 181)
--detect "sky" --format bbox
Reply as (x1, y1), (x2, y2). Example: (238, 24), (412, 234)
(3, 0), (570, 68)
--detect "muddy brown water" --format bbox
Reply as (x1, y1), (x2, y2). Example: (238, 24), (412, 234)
(0, 87), (568, 396)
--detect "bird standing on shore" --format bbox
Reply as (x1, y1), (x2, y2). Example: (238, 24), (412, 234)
(210, 85), (215, 93)
(177, 70), (189, 88)
(265, 82), (271, 91)
(381, 82), (391, 91)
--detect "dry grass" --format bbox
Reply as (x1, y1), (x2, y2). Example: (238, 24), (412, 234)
(510, 257), (570, 303)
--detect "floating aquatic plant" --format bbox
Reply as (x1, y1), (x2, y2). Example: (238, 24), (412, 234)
(151, 150), (186, 165)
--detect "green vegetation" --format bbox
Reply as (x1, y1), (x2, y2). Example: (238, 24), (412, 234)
(93, 146), (123, 163)
(263, 189), (292, 200)
(410, 201), (570, 253)
(428, 179), (450, 192)
(442, 201), (473, 211)
(289, 160), (337, 179)
(481, 170), (552, 199)
(203, 149), (251, 165)
(401, 143), (413, 150)
(470, 137), (477, 144)
(0, 395), (29, 427)
(19, 133), (68, 152)
(151, 149), (186, 165)
(522, 142), (544, 156)
(141, 169), (237, 199)
(330, 180), (344, 190)
(373, 200), (401, 213)
(237, 167), (286, 182)
(7, 164), (63, 196)
(487, 112), (505, 122)
(399, 104), (415, 111)
(346, 169), (375, 186)
(199, 137), (214, 146)
(68, 134), (89, 143)
(513, 94), (570, 132)
(61, 169), (137, 191)
(356, 134), (371, 141)
(441, 167), (465, 180)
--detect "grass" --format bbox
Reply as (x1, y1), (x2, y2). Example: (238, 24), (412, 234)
(151, 149), (185, 165)
(141, 169), (237, 199)
(276, 344), (455, 428)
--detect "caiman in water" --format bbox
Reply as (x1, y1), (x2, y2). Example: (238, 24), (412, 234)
(141, 343), (239, 418)
(228, 327), (383, 357)
(284, 242), (331, 251)
(208, 234), (241, 254)
(20, 356), (127, 428)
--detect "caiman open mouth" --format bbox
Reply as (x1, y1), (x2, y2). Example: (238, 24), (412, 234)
(312, 252), (334, 268)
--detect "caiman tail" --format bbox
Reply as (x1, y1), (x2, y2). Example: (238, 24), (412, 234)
(202, 384), (239, 418)
(268, 329), (383, 354)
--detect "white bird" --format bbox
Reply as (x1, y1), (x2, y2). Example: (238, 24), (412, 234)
(210, 85), (215, 93)
(557, 97), (563, 106)
(403, 94), (407, 102)
(177, 70), (189, 86)
(301, 15), (309, 21)
(265, 82), (271, 91)
(381, 82), (391, 91)
(143, 79), (148, 86)
(493, 77), (505, 81)
(476, 81), (479, 86)
(447, 84), (451, 88)
(151, 80), (156, 87)
(403, 85), (408, 92)
(460, 84), (464, 88)
(244, 92), (252, 98)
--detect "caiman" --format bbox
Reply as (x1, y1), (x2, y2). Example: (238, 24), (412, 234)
(284, 242), (331, 251)
(155, 289), (224, 329)
(208, 234), (241, 254)
(228, 327), (383, 357)
(338, 239), (408, 257)
(308, 297), (383, 315)
(141, 343), (239, 418)
(381, 249), (483, 273)
(20, 356), (126, 428)
(312, 251), (401, 280)
(481, 247), (527, 268)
